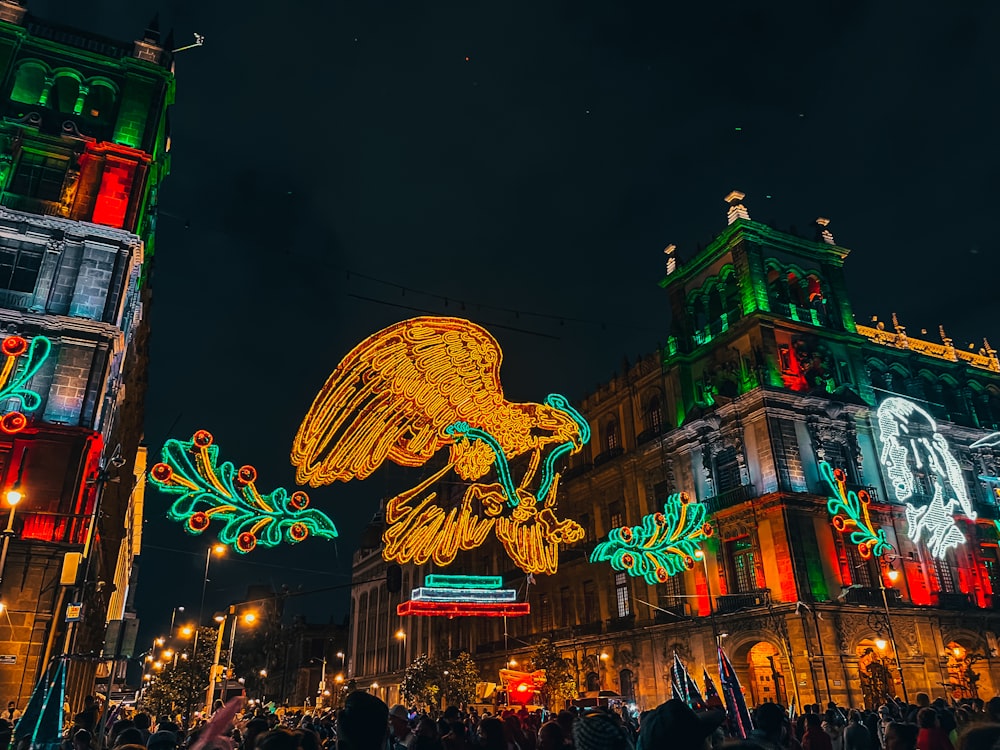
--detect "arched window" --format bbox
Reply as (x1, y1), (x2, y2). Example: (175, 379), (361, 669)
(722, 274), (740, 313)
(83, 82), (115, 121)
(49, 75), (79, 113)
(10, 63), (45, 105)
(585, 672), (600, 692)
(645, 396), (662, 434)
(787, 272), (807, 307)
(766, 267), (786, 303)
(619, 669), (635, 701)
(806, 274), (824, 302)
(604, 419), (619, 451)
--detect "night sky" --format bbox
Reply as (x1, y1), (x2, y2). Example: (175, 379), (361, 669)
(27, 0), (1000, 643)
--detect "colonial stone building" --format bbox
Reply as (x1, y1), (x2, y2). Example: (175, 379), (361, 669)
(0, 1), (173, 706)
(349, 193), (1000, 711)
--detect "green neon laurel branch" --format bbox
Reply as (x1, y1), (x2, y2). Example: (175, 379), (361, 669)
(820, 461), (892, 559)
(590, 492), (713, 584)
(0, 335), (51, 411)
(149, 430), (338, 554)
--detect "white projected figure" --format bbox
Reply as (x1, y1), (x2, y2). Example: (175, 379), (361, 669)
(875, 397), (975, 559)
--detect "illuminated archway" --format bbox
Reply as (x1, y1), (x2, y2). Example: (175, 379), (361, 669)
(856, 638), (895, 709)
(745, 642), (786, 707)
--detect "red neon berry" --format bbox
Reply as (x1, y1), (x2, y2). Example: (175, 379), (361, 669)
(654, 513), (665, 524)
(684, 556), (695, 570)
(858, 490), (871, 505)
(655, 567), (669, 583)
(679, 492), (691, 504)
(832, 515), (847, 531)
(189, 512), (210, 532)
(236, 465), (257, 485)
(150, 463), (173, 482)
(237, 532), (257, 553)
(2, 336), (27, 357)
(833, 468), (846, 482)
(0, 412), (27, 434)
(290, 491), (309, 510)
(192, 430), (213, 448)
(289, 522), (308, 541)
(619, 527), (633, 542)
(702, 523), (714, 536)
(621, 553), (634, 568)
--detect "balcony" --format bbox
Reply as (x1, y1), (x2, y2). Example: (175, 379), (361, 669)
(573, 621), (604, 636)
(814, 482), (880, 504)
(933, 592), (973, 610)
(705, 483), (757, 514)
(716, 589), (771, 613)
(637, 426), (664, 446)
(606, 614), (636, 633)
(593, 446), (624, 467)
(839, 586), (902, 607)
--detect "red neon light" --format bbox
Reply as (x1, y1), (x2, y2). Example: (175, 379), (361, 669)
(396, 600), (530, 618)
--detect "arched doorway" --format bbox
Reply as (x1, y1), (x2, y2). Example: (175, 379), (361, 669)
(619, 669), (635, 702)
(944, 642), (984, 701)
(746, 642), (786, 706)
(585, 671), (600, 692)
(857, 639), (895, 709)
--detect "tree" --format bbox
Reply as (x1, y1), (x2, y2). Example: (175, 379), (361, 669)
(401, 654), (442, 709)
(528, 639), (578, 708)
(443, 652), (480, 707)
(141, 626), (216, 720)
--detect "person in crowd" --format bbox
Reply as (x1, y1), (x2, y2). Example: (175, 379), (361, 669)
(572, 709), (632, 750)
(5, 701), (20, 722)
(335, 692), (389, 750)
(955, 724), (1000, 750)
(636, 699), (724, 750)
(73, 697), (100, 735)
(442, 721), (472, 750)
(415, 717), (444, 750)
(915, 708), (952, 750)
(884, 722), (918, 750)
(844, 710), (872, 750)
(748, 702), (793, 750)
(536, 721), (563, 750)
(147, 729), (179, 750)
(803, 713), (833, 750)
(478, 718), (508, 750)
(389, 706), (415, 750)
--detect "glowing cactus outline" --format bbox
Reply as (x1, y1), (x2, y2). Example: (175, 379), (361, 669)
(820, 460), (892, 559)
(590, 491), (713, 584)
(149, 430), (338, 553)
(0, 335), (52, 434)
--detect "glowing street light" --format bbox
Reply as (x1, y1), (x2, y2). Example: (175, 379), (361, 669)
(875, 638), (888, 651)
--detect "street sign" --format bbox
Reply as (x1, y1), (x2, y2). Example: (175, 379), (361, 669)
(0, 655), (16, 665)
(66, 603), (83, 622)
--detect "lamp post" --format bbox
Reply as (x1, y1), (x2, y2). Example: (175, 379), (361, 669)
(194, 544), (225, 658)
(169, 606), (185, 638)
(0, 483), (23, 588)
(223, 611), (256, 701)
(206, 613), (227, 717)
(878, 557), (909, 702)
(395, 629), (406, 670)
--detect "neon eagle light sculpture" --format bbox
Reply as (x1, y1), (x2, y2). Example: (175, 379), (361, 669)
(291, 316), (590, 575)
(875, 397), (975, 559)
(151, 430), (338, 553)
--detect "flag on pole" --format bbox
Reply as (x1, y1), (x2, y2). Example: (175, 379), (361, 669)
(703, 668), (723, 709)
(671, 653), (690, 705)
(685, 670), (706, 710)
(718, 646), (753, 739)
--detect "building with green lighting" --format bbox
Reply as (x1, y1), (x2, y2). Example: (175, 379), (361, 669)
(349, 192), (1000, 712)
(0, 0), (173, 710)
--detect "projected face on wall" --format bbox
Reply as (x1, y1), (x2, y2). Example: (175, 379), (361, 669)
(875, 397), (976, 559)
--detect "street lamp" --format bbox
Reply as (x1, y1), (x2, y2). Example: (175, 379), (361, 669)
(878, 555), (909, 702)
(0, 480), (24, 588)
(395, 629), (406, 670)
(223, 611), (257, 701)
(169, 606), (185, 638)
(195, 544), (226, 657)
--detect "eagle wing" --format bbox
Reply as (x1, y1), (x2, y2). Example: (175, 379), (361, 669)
(291, 316), (507, 487)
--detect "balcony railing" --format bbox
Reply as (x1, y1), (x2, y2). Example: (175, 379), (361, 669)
(933, 592), (973, 610)
(705, 483), (757, 514)
(716, 588), (771, 613)
(636, 426), (664, 445)
(606, 614), (636, 633)
(839, 586), (902, 607)
(573, 621), (604, 636)
(593, 446), (624, 467)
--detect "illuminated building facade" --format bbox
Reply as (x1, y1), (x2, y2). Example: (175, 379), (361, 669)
(348, 193), (1000, 710)
(0, 1), (173, 706)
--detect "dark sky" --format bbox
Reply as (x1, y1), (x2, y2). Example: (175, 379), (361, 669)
(27, 0), (1000, 642)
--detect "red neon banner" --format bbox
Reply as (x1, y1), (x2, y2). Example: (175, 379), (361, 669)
(396, 600), (530, 618)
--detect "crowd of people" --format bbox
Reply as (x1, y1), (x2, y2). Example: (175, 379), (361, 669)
(10, 690), (1000, 750)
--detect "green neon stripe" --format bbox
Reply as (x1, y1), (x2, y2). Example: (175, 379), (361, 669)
(423, 574), (503, 589)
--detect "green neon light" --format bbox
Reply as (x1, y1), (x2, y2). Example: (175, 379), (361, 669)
(0, 335), (51, 413)
(820, 461), (891, 560)
(445, 393), (590, 509)
(150, 430), (338, 554)
(590, 491), (713, 584)
(423, 574), (503, 589)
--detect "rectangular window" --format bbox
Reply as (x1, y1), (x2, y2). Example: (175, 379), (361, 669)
(582, 580), (598, 623)
(982, 546), (1000, 597)
(846, 541), (874, 588)
(10, 151), (68, 202)
(715, 447), (742, 493)
(657, 573), (685, 617)
(934, 557), (957, 593)
(559, 586), (573, 627)
(728, 536), (757, 593)
(614, 572), (630, 618)
(609, 500), (624, 531)
(538, 593), (553, 631)
(0, 245), (43, 293)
